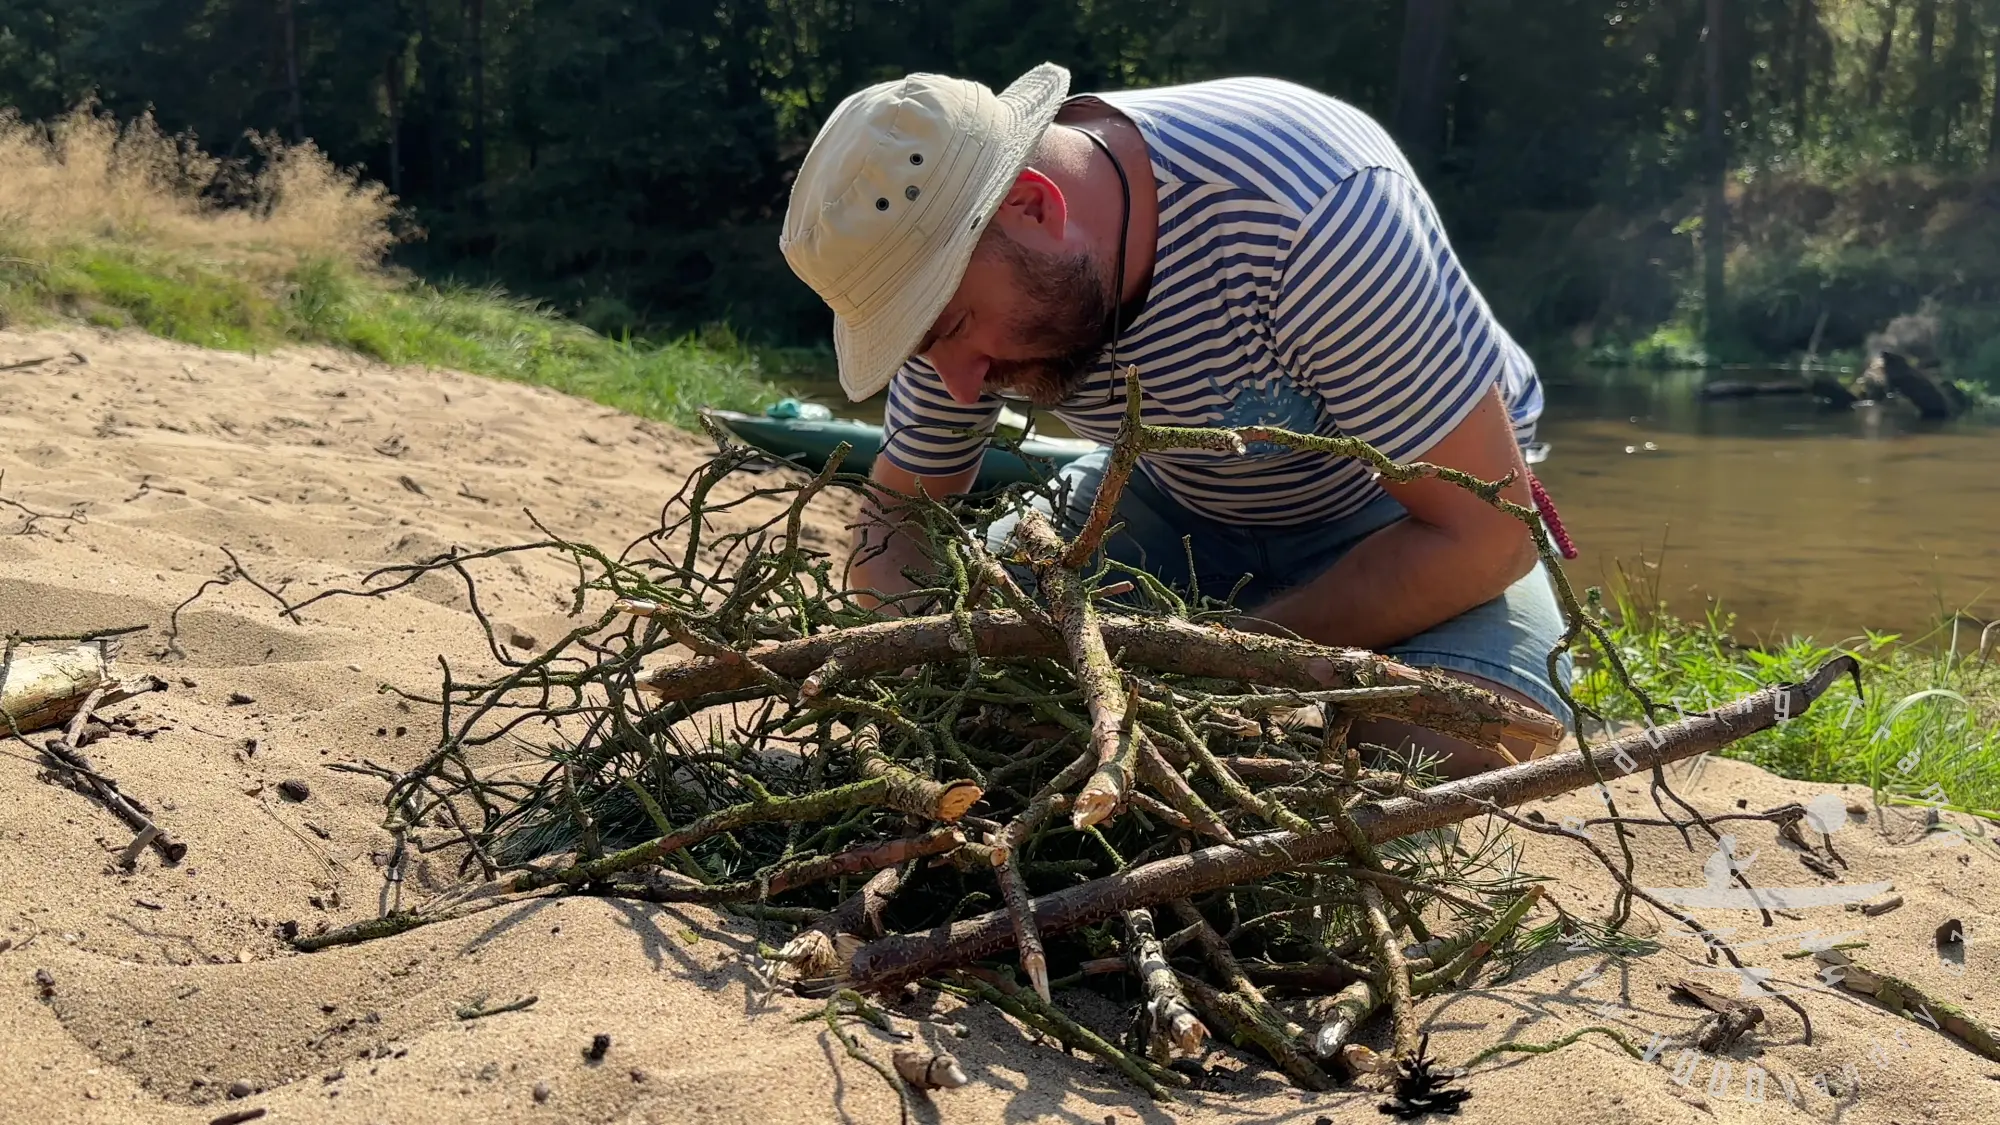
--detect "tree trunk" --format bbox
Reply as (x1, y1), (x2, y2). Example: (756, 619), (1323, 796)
(1790, 0), (1817, 141)
(1703, 0), (1728, 354)
(418, 0), (444, 199)
(1988, 15), (2000, 158)
(283, 0), (304, 143)
(1391, 0), (1456, 172)
(1915, 0), (1939, 147)
(467, 0), (486, 192)
(1868, 0), (1900, 108)
(386, 51), (404, 196)
(1943, 0), (1977, 142)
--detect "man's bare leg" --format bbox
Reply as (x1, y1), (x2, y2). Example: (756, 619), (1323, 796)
(1347, 670), (1559, 781)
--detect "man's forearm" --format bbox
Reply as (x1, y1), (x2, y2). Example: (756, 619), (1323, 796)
(847, 459), (980, 610)
(848, 503), (929, 610)
(1249, 518), (1535, 650)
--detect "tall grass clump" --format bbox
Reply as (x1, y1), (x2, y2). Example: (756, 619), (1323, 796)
(0, 103), (785, 428)
(1578, 562), (2000, 826)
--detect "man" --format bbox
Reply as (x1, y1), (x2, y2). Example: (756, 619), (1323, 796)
(779, 63), (1569, 775)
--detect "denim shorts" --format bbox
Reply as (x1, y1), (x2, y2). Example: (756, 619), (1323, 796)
(986, 448), (1573, 722)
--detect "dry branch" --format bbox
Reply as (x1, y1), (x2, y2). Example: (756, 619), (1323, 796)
(1012, 510), (1132, 829)
(509, 770), (980, 895)
(639, 610), (1561, 748)
(1670, 978), (1764, 1053)
(1125, 907), (1206, 1057)
(844, 657), (1856, 992)
(1815, 951), (2000, 1061)
(19, 672), (185, 865)
(1175, 969), (1332, 1090)
(287, 409), (1872, 1098)
(1359, 882), (1419, 1059)
(613, 828), (963, 905)
(998, 856), (1050, 1003)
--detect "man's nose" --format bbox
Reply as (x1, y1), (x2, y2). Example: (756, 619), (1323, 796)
(929, 348), (991, 405)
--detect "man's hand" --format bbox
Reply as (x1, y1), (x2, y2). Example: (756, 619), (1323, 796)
(849, 457), (980, 612)
(1249, 386), (1538, 649)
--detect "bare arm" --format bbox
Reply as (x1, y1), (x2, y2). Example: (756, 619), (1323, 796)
(849, 456), (981, 611)
(1248, 387), (1538, 649)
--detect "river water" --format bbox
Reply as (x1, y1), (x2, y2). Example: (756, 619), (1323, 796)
(1533, 366), (1997, 643)
(787, 367), (1997, 641)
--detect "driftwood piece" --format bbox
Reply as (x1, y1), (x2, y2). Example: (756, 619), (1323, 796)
(639, 610), (1564, 749)
(1671, 977), (1765, 1052)
(2, 643), (114, 734)
(844, 658), (1855, 992)
(892, 1047), (968, 1090)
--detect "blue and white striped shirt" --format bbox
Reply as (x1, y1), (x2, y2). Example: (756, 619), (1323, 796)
(881, 77), (1543, 526)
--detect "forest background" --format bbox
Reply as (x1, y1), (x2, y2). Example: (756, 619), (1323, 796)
(8, 0), (2000, 380)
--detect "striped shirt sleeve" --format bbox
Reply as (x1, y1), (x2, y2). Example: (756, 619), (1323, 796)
(879, 357), (1002, 478)
(1274, 167), (1506, 463)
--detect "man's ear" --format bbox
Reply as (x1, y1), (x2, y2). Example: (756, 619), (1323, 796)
(990, 168), (1068, 246)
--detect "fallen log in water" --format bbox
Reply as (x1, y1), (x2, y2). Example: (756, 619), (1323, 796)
(1878, 351), (1967, 420)
(1699, 379), (1809, 400)
(846, 656), (1858, 992)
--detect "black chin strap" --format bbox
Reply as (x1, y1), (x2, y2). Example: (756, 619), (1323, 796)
(1077, 126), (1133, 402)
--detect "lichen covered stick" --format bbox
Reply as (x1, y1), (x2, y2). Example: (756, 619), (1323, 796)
(1012, 508), (1132, 830)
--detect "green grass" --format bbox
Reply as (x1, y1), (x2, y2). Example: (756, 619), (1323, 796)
(1, 245), (806, 430)
(1575, 575), (2000, 825)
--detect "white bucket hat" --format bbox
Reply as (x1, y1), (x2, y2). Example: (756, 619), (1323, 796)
(780, 63), (1071, 401)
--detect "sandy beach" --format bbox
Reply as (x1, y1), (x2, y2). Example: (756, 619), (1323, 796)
(4, 326), (1997, 1125)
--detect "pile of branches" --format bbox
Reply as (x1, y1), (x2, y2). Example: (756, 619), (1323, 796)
(292, 376), (1855, 1104)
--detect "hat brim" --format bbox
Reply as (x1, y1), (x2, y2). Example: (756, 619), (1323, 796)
(835, 63), (1071, 402)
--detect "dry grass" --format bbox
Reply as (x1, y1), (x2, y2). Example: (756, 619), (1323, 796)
(0, 102), (794, 425)
(0, 103), (396, 279)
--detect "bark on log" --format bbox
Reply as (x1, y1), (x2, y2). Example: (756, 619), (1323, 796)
(639, 610), (1561, 748)
(845, 657), (1857, 992)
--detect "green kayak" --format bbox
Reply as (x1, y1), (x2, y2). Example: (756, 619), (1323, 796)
(705, 401), (1551, 485)
(703, 403), (1101, 487)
